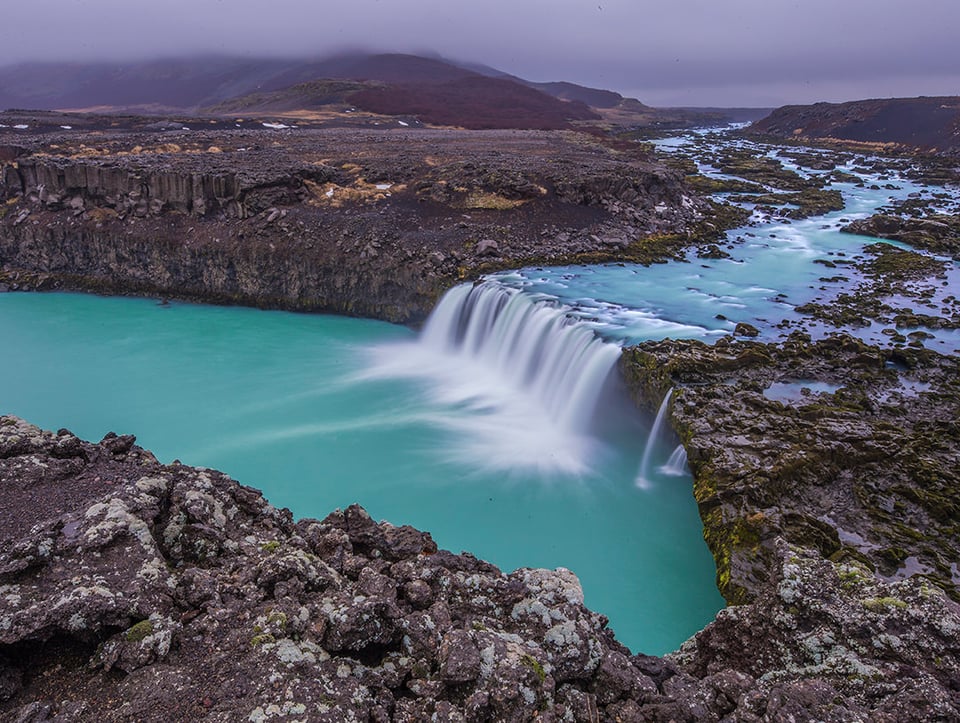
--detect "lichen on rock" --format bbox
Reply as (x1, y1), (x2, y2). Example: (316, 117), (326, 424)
(2, 413), (959, 719)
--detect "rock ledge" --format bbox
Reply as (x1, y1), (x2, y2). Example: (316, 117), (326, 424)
(2, 415), (959, 721)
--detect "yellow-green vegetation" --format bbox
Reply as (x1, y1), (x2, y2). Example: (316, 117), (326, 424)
(125, 619), (154, 642)
(250, 632), (275, 647)
(702, 508), (764, 605)
(304, 177), (405, 208)
(727, 188), (845, 218)
(862, 597), (908, 612)
(266, 609), (288, 630)
(260, 540), (281, 553)
(717, 150), (821, 191)
(466, 234), (686, 278)
(862, 243), (947, 281)
(0, 197), (18, 219)
(520, 653), (547, 684)
(686, 175), (765, 194)
(461, 191), (528, 210)
(86, 207), (119, 223)
(837, 564), (872, 591)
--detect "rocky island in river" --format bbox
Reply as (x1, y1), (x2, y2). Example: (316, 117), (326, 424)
(1, 65), (959, 720)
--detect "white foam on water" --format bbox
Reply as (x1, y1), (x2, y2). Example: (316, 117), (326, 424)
(361, 282), (625, 476)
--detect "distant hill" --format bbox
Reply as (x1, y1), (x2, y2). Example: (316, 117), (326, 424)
(205, 79), (373, 115)
(750, 97), (960, 154)
(0, 53), (610, 130)
(523, 81), (624, 109)
(347, 76), (599, 129)
(0, 53), (613, 113)
(0, 51), (761, 131)
(0, 57), (295, 111)
(199, 54), (601, 129)
(431, 60), (631, 109)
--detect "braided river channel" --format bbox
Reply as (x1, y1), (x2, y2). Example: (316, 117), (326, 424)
(2, 127), (958, 655)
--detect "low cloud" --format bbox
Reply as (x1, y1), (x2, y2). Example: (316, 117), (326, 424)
(1, 0), (957, 106)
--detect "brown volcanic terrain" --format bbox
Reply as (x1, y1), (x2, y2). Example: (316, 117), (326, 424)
(348, 76), (599, 130)
(750, 96), (960, 154)
(0, 53), (605, 130)
(0, 113), (731, 322)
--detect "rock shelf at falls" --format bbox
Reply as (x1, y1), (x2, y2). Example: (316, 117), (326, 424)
(2, 121), (960, 719)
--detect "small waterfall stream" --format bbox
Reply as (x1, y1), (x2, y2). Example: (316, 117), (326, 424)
(660, 445), (689, 477)
(636, 388), (673, 488)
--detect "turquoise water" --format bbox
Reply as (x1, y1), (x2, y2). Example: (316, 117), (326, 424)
(0, 291), (722, 656)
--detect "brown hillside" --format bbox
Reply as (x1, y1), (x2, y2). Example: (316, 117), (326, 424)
(348, 76), (600, 130)
(751, 96), (960, 154)
(205, 80), (373, 114)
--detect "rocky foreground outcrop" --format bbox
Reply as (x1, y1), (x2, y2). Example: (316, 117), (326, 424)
(2, 414), (959, 721)
(0, 122), (726, 323)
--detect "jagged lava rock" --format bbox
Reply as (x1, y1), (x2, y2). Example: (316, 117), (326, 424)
(3, 414), (960, 720)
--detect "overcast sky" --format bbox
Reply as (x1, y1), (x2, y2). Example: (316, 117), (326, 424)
(1, 0), (957, 106)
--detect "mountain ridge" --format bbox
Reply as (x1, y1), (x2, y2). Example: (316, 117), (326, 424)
(0, 52), (627, 114)
(749, 96), (960, 154)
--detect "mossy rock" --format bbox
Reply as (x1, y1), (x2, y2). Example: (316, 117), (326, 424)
(125, 619), (154, 643)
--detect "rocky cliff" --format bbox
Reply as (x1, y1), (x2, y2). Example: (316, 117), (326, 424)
(0, 121), (727, 322)
(2, 415), (959, 721)
(622, 333), (960, 606)
(748, 96), (960, 156)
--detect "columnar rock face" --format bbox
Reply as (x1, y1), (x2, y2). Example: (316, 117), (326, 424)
(2, 415), (959, 721)
(0, 126), (723, 323)
(8, 154), (332, 220)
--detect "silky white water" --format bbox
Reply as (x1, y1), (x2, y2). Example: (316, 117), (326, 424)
(360, 282), (630, 476)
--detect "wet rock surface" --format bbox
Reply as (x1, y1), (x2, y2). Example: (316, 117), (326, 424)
(0, 121), (733, 323)
(3, 416), (959, 720)
(843, 213), (960, 259)
(622, 334), (960, 716)
(623, 334), (960, 605)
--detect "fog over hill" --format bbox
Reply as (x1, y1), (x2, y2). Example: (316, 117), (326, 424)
(0, 0), (958, 106)
(1, 52), (765, 131)
(0, 53), (625, 116)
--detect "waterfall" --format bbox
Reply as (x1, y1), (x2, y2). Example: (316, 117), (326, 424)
(636, 388), (673, 488)
(659, 444), (689, 476)
(364, 281), (629, 475)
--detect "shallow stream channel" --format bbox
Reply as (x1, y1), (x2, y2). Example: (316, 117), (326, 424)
(2, 126), (958, 655)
